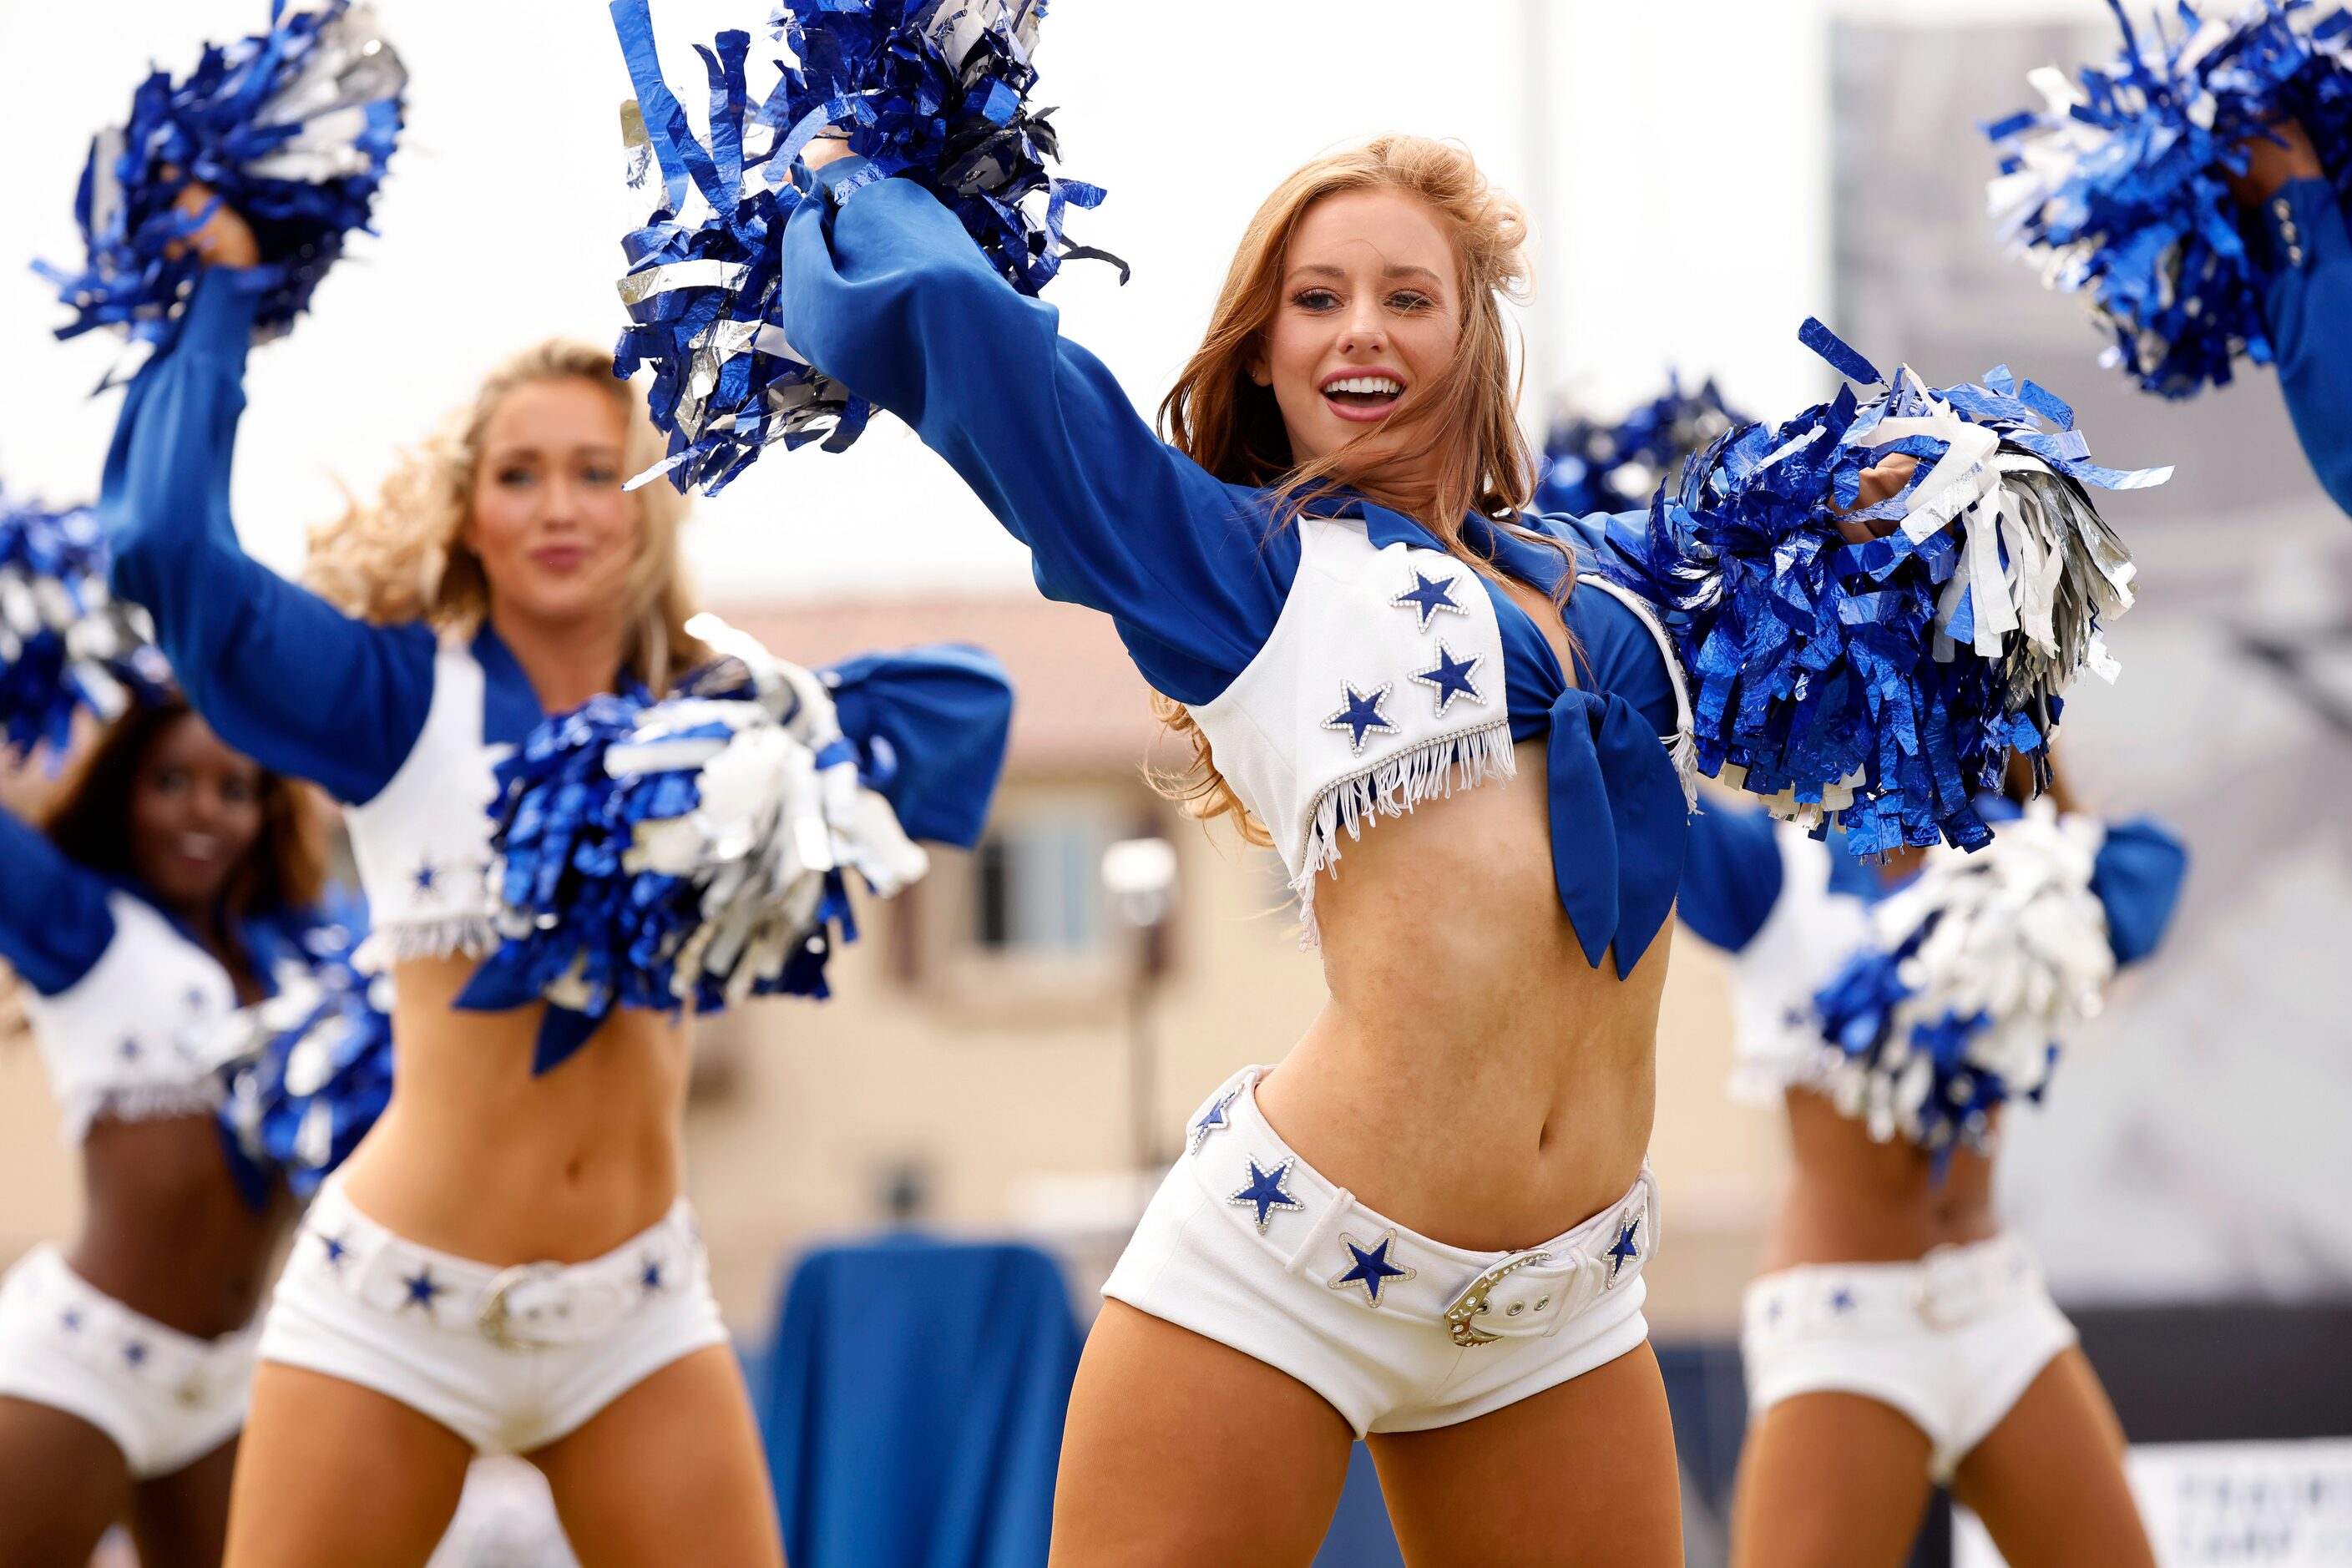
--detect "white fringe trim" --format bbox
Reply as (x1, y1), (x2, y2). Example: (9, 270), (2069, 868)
(352, 915), (501, 974)
(1292, 722), (1517, 948)
(60, 1080), (225, 1146)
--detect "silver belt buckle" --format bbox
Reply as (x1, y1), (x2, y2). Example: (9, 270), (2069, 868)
(1443, 1251), (1552, 1348)
(1910, 1243), (1990, 1332)
(478, 1262), (568, 1352)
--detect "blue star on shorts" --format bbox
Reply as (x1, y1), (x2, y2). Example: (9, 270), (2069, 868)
(1605, 1216), (1642, 1284)
(1227, 1157), (1306, 1234)
(1328, 1229), (1416, 1307)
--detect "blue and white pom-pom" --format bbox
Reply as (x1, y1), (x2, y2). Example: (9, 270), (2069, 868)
(37, 1), (404, 358)
(218, 912), (395, 1202)
(458, 615), (933, 1074)
(1986, 0), (2352, 398)
(1535, 375), (1748, 518)
(1810, 806), (2117, 1171)
(609, 0), (1116, 494)
(1604, 320), (2166, 857)
(0, 493), (170, 759)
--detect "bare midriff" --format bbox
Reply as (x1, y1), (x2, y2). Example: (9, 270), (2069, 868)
(1763, 1088), (2002, 1271)
(1253, 733), (1667, 1255)
(70, 1115), (293, 1341)
(332, 952), (691, 1266)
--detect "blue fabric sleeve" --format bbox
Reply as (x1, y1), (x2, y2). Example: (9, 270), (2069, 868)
(99, 269), (438, 804)
(2258, 180), (2352, 519)
(1550, 510), (1685, 740)
(1676, 799), (1786, 953)
(2091, 815), (2188, 969)
(0, 810), (116, 995)
(821, 644), (1015, 849)
(781, 179), (1293, 705)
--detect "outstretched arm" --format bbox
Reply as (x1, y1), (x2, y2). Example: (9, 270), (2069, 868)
(781, 175), (1289, 706)
(822, 644), (1015, 848)
(99, 259), (436, 804)
(2236, 124), (2352, 518)
(0, 809), (114, 996)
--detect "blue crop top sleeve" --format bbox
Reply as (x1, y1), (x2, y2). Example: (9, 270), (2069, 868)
(821, 643), (1015, 849)
(2091, 816), (2188, 968)
(0, 809), (116, 996)
(99, 269), (438, 804)
(781, 178), (1292, 705)
(2257, 179), (2352, 519)
(1676, 800), (1786, 953)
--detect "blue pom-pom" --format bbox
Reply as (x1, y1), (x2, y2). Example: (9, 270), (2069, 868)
(218, 906), (396, 1201)
(0, 491), (170, 760)
(608, 0), (1115, 495)
(1807, 807), (2114, 1176)
(36, 1), (405, 356)
(1602, 321), (2167, 855)
(1535, 374), (1748, 516)
(1986, 0), (2352, 397)
(458, 636), (936, 1074)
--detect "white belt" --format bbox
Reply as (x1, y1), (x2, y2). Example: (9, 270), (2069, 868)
(1183, 1068), (1657, 1348)
(4, 1245), (257, 1409)
(1747, 1232), (2045, 1338)
(296, 1182), (700, 1353)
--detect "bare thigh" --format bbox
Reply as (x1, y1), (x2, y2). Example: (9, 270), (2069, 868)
(529, 1345), (781, 1568)
(1368, 1342), (1682, 1568)
(1730, 1392), (1936, 1568)
(1050, 1302), (1356, 1568)
(0, 1395), (132, 1568)
(130, 1435), (238, 1568)
(224, 1363), (474, 1568)
(1951, 1348), (2155, 1568)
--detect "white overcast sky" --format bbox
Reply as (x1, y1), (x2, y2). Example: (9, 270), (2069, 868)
(0, 0), (2104, 600)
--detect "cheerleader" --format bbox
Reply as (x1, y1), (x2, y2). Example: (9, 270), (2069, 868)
(776, 125), (1971, 1562)
(2232, 118), (2352, 518)
(0, 697), (326, 1567)
(1676, 774), (2186, 1568)
(102, 200), (1013, 1566)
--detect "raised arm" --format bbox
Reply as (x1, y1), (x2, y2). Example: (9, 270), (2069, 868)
(99, 265), (436, 803)
(2091, 816), (2188, 968)
(821, 644), (1015, 849)
(0, 808), (115, 996)
(2234, 124), (2352, 518)
(781, 177), (1289, 706)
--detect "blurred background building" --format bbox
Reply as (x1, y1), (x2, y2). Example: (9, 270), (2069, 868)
(3, 0), (2349, 1564)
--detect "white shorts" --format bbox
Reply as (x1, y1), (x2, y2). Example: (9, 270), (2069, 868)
(0, 1245), (258, 1479)
(257, 1179), (729, 1455)
(1740, 1232), (2079, 1481)
(1104, 1066), (1657, 1437)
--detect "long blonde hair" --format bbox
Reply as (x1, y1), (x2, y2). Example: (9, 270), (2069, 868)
(303, 341), (705, 690)
(1153, 135), (1547, 843)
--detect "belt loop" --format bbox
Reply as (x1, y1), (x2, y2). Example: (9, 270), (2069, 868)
(1284, 1188), (1358, 1278)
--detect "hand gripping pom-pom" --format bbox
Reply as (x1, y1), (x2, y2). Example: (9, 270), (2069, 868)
(0, 491), (170, 761)
(216, 911), (397, 1201)
(1809, 806), (2117, 1175)
(1601, 319), (2168, 857)
(1985, 0), (2352, 398)
(608, 0), (1119, 495)
(458, 619), (933, 1074)
(36, 1), (405, 362)
(1536, 375), (1748, 518)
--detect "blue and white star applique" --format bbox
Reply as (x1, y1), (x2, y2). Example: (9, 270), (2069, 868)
(1393, 569), (1467, 631)
(1604, 1215), (1642, 1285)
(320, 1233), (352, 1271)
(1328, 1229), (1416, 1307)
(1187, 1090), (1240, 1155)
(412, 857), (440, 898)
(1227, 1157), (1306, 1234)
(399, 1267), (447, 1313)
(1324, 684), (1397, 755)
(1409, 640), (1486, 716)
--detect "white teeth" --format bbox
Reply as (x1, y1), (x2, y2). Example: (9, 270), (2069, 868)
(1327, 376), (1403, 397)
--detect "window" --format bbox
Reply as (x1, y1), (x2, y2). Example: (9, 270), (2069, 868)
(972, 813), (1112, 956)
